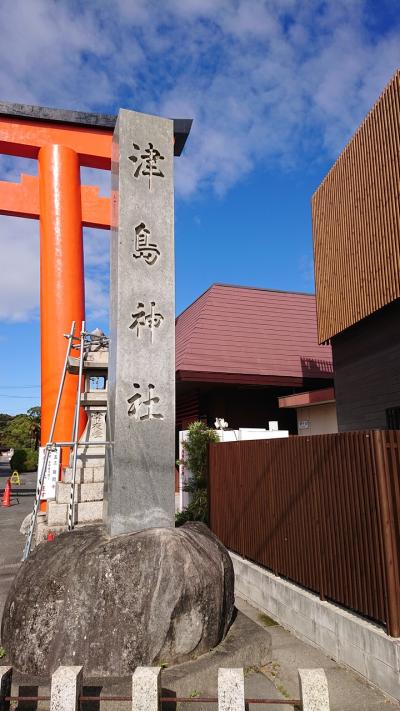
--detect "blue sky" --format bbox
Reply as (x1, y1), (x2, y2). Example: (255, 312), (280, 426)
(0, 0), (399, 414)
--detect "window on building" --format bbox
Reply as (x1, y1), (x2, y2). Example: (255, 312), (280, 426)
(386, 406), (400, 429)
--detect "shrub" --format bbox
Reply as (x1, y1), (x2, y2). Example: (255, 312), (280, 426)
(176, 421), (219, 526)
(10, 448), (39, 473)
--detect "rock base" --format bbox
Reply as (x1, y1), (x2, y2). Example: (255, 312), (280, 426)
(1, 523), (234, 677)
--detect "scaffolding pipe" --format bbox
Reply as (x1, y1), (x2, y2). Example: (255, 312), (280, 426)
(68, 321), (85, 531)
(23, 321), (76, 560)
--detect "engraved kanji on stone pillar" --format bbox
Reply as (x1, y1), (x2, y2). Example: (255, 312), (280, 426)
(105, 109), (175, 535)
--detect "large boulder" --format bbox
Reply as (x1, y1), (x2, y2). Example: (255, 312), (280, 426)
(2, 522), (234, 676)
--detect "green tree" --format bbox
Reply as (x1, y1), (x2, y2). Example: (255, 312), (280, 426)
(27, 406), (41, 450)
(0, 413), (13, 450)
(3, 415), (33, 449)
(10, 448), (39, 472)
(176, 421), (219, 526)
(2, 406), (41, 450)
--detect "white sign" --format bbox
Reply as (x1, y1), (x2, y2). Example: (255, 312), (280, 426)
(37, 446), (61, 500)
(299, 420), (311, 430)
(268, 421), (279, 431)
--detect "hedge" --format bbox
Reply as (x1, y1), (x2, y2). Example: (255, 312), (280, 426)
(10, 448), (39, 472)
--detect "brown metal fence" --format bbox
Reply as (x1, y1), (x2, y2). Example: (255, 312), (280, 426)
(208, 430), (400, 637)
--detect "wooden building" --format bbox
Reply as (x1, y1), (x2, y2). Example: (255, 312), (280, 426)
(278, 386), (337, 436)
(176, 283), (333, 434)
(312, 69), (400, 430)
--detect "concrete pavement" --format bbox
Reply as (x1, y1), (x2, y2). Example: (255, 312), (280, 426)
(0, 454), (36, 622)
(0, 459), (398, 709)
(236, 596), (399, 710)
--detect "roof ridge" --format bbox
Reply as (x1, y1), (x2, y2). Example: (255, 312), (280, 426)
(176, 284), (214, 321)
(212, 283), (315, 297)
(176, 285), (215, 366)
(177, 285), (315, 320)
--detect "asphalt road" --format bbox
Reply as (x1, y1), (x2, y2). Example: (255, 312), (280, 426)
(0, 454), (37, 626)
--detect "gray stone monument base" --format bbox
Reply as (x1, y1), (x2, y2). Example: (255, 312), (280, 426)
(1, 523), (234, 677)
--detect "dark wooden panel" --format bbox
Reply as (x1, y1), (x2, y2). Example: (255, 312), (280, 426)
(333, 299), (400, 431)
(209, 431), (400, 635)
(312, 69), (400, 343)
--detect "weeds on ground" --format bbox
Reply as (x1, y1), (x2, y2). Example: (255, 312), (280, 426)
(258, 612), (278, 627)
(262, 662), (296, 707)
(261, 661), (280, 680)
(0, 647), (6, 659)
(276, 683), (290, 699)
(244, 665), (259, 676)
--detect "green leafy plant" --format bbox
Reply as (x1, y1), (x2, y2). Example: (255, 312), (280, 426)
(0, 646), (6, 659)
(10, 448), (39, 473)
(175, 421), (219, 526)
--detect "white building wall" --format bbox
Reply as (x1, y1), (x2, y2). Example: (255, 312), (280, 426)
(297, 402), (338, 436)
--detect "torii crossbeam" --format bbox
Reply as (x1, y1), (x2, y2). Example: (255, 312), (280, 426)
(0, 101), (191, 475)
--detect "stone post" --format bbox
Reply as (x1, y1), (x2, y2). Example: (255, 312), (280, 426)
(0, 667), (12, 711)
(50, 666), (83, 711)
(105, 109), (175, 535)
(298, 669), (330, 711)
(132, 667), (161, 711)
(218, 668), (245, 711)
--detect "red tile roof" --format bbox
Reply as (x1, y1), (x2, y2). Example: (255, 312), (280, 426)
(176, 284), (333, 384)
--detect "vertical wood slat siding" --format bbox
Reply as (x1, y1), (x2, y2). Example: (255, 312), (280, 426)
(175, 390), (200, 430)
(209, 431), (400, 636)
(312, 69), (400, 344)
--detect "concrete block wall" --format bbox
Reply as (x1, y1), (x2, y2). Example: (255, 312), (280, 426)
(55, 482), (104, 504)
(230, 551), (400, 701)
(47, 500), (103, 527)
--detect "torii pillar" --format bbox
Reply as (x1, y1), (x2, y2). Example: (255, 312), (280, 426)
(0, 103), (191, 481)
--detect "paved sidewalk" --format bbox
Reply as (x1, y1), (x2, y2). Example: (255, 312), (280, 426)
(236, 596), (399, 710)
(1, 475), (398, 711)
(0, 455), (36, 622)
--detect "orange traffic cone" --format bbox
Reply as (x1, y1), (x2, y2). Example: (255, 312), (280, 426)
(2, 479), (11, 507)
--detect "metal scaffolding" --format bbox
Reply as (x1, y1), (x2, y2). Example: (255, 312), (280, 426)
(23, 322), (111, 560)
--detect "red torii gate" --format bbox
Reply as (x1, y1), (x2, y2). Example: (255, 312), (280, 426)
(0, 102), (191, 478)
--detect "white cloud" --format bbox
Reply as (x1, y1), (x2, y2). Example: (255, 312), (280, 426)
(299, 254), (315, 287)
(0, 217), (39, 321)
(0, 218), (110, 324)
(0, 0), (399, 320)
(0, 0), (398, 193)
(83, 228), (110, 325)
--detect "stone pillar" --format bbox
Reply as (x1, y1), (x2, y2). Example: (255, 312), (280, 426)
(132, 667), (161, 711)
(298, 669), (330, 711)
(218, 668), (245, 711)
(105, 109), (175, 535)
(50, 666), (83, 711)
